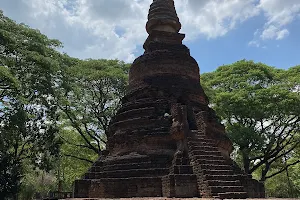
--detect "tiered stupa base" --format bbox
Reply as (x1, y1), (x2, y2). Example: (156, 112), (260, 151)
(74, 0), (265, 198)
(74, 89), (264, 199)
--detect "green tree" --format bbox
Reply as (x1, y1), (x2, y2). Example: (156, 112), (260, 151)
(0, 66), (19, 98)
(201, 60), (300, 183)
(264, 158), (300, 197)
(55, 128), (99, 191)
(57, 59), (129, 162)
(18, 165), (57, 200)
(0, 10), (130, 198)
(264, 134), (300, 197)
(48, 58), (129, 191)
(0, 10), (62, 199)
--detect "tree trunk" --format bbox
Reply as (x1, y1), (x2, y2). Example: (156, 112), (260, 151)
(284, 156), (294, 198)
(261, 162), (270, 182)
(242, 150), (251, 174)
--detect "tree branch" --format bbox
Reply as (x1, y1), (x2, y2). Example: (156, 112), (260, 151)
(58, 104), (99, 154)
(265, 160), (300, 179)
(269, 140), (300, 165)
(83, 122), (101, 152)
(59, 136), (94, 150)
(62, 153), (93, 163)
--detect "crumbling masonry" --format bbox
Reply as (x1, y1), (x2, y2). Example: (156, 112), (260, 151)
(74, 0), (265, 198)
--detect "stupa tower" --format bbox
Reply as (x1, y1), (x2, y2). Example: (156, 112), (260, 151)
(74, 0), (265, 198)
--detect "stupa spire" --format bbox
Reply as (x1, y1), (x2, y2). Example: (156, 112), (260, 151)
(146, 0), (181, 34)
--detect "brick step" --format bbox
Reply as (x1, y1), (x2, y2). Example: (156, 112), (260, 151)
(217, 192), (248, 199)
(117, 98), (155, 109)
(113, 127), (170, 135)
(194, 133), (215, 137)
(189, 145), (219, 151)
(82, 176), (162, 181)
(163, 174), (197, 180)
(188, 138), (215, 144)
(190, 150), (222, 156)
(188, 142), (218, 149)
(207, 180), (241, 187)
(205, 174), (242, 181)
(191, 159), (227, 165)
(110, 117), (169, 130)
(200, 164), (233, 170)
(114, 107), (155, 121)
(193, 135), (214, 140)
(103, 156), (151, 165)
(187, 135), (206, 139)
(171, 165), (194, 174)
(139, 131), (170, 136)
(77, 176), (164, 197)
(191, 154), (225, 160)
(112, 127), (170, 136)
(163, 174), (198, 196)
(190, 141), (218, 147)
(172, 157), (189, 165)
(93, 154), (170, 167)
(86, 168), (169, 179)
(91, 161), (168, 172)
(119, 99), (167, 113)
(210, 186), (245, 193)
(201, 169), (234, 176)
(81, 176), (161, 185)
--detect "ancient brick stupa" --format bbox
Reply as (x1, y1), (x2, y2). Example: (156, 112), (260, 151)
(74, 0), (265, 198)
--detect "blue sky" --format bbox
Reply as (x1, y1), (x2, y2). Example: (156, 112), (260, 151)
(187, 15), (300, 73)
(0, 0), (299, 73)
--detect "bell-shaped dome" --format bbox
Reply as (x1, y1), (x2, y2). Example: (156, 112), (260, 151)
(146, 0), (181, 34)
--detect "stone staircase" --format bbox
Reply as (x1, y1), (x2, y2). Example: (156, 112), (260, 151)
(187, 131), (248, 199)
(162, 152), (199, 197)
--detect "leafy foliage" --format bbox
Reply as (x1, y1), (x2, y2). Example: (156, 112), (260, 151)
(264, 158), (300, 197)
(58, 59), (129, 160)
(0, 11), (130, 197)
(19, 165), (57, 200)
(0, 10), (62, 199)
(201, 60), (300, 183)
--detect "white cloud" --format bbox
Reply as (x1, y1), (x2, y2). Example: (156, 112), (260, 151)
(276, 29), (290, 40)
(0, 0), (299, 60)
(249, 0), (300, 47)
(180, 0), (260, 39)
(260, 0), (300, 35)
(0, 0), (150, 62)
(248, 40), (260, 48)
(259, 0), (300, 26)
(260, 25), (289, 40)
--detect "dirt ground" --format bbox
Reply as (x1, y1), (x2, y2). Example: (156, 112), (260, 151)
(67, 198), (300, 200)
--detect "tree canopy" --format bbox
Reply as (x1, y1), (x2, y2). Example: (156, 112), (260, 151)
(57, 58), (129, 161)
(0, 10), (65, 199)
(0, 11), (129, 199)
(201, 60), (300, 186)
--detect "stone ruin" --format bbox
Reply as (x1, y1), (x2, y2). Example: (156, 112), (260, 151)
(74, 0), (265, 198)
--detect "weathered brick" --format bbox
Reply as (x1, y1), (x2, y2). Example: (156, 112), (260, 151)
(73, 0), (265, 198)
